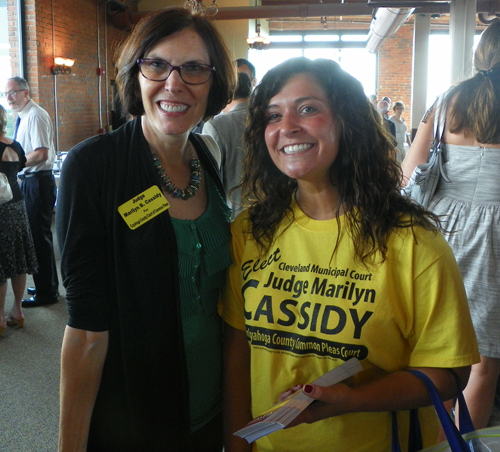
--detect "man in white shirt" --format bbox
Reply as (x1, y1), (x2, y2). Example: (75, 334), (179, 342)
(4, 77), (59, 307)
(202, 71), (252, 219)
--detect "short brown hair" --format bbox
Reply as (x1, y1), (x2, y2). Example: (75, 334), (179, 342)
(393, 101), (405, 111)
(115, 7), (236, 119)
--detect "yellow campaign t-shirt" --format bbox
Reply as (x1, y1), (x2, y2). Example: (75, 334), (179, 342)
(221, 201), (479, 452)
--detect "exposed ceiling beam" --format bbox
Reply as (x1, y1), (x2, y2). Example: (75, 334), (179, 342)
(111, 0), (500, 29)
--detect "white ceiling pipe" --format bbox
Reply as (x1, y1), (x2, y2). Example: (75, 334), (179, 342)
(366, 8), (414, 53)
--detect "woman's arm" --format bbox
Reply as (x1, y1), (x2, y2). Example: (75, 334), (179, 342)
(401, 105), (436, 185)
(223, 324), (253, 452)
(286, 365), (470, 428)
(58, 326), (109, 452)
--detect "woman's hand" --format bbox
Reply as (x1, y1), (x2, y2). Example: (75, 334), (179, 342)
(282, 366), (471, 430)
(284, 382), (351, 428)
(277, 384), (303, 403)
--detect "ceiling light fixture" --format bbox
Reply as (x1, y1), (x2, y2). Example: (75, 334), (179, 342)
(247, 21), (270, 51)
(183, 0), (218, 16)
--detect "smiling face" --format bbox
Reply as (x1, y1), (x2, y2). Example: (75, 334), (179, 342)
(264, 73), (341, 188)
(138, 27), (212, 140)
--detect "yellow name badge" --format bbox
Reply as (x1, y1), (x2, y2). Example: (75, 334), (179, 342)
(118, 186), (170, 230)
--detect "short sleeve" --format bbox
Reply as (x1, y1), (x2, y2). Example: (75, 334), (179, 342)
(407, 231), (480, 368)
(219, 211), (249, 331)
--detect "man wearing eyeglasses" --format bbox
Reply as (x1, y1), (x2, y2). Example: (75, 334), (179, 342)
(4, 77), (59, 307)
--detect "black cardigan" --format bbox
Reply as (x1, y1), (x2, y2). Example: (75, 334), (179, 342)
(56, 118), (223, 451)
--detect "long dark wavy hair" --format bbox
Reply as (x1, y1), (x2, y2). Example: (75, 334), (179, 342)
(242, 57), (442, 264)
(442, 19), (500, 143)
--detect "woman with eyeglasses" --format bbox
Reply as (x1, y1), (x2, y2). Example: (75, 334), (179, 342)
(56, 7), (236, 452)
(389, 101), (411, 163)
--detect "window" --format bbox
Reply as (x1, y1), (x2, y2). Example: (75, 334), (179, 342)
(0, 0), (24, 137)
(427, 33), (481, 107)
(249, 33), (377, 97)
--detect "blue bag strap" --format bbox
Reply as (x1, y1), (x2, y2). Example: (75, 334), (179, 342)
(407, 370), (470, 452)
(445, 368), (475, 434)
(392, 411), (402, 452)
(409, 408), (423, 452)
(392, 409), (422, 452)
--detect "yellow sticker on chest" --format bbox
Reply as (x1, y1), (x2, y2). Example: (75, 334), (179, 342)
(118, 185), (170, 230)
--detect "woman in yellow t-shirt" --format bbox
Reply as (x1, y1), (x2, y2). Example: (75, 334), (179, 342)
(221, 57), (480, 452)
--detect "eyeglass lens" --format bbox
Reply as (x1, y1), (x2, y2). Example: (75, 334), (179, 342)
(2, 90), (23, 98)
(138, 59), (214, 85)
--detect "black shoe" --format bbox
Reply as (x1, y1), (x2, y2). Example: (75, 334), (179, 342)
(27, 287), (36, 295)
(21, 295), (59, 308)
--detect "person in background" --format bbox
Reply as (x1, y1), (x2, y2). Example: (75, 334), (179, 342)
(203, 71), (252, 219)
(220, 59), (256, 114)
(3, 77), (58, 308)
(402, 18), (500, 431)
(56, 7), (235, 451)
(377, 100), (396, 135)
(389, 101), (411, 163)
(221, 57), (479, 452)
(236, 58), (257, 88)
(377, 99), (397, 157)
(368, 94), (378, 107)
(382, 96), (392, 109)
(0, 105), (38, 335)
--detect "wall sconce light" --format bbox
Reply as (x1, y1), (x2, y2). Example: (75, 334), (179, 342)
(52, 57), (75, 75)
(247, 21), (270, 51)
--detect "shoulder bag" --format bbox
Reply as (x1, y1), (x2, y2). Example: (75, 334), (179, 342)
(401, 94), (450, 209)
(0, 172), (13, 204)
(392, 369), (500, 452)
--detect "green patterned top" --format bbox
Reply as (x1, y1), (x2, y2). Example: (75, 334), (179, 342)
(171, 172), (231, 432)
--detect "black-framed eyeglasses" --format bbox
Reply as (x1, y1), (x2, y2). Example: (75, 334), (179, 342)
(137, 58), (216, 85)
(2, 89), (26, 98)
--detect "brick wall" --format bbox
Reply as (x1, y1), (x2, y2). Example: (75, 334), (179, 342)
(7, 0), (21, 76)
(9, 0), (134, 153)
(9, 1), (415, 151)
(377, 21), (414, 125)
